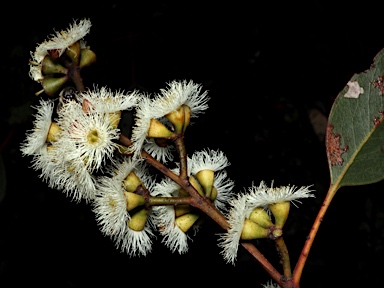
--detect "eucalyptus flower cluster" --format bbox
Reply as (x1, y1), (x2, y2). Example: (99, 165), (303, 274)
(21, 18), (318, 288)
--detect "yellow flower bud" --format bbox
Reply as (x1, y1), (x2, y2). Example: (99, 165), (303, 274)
(108, 111), (121, 129)
(128, 208), (148, 231)
(249, 207), (274, 229)
(175, 213), (200, 233)
(175, 205), (192, 217)
(165, 106), (185, 133)
(124, 191), (146, 211)
(269, 201), (290, 229)
(46, 122), (61, 143)
(210, 186), (218, 201)
(196, 170), (214, 198)
(189, 175), (205, 197)
(147, 119), (175, 138)
(241, 218), (270, 240)
(182, 105), (191, 133)
(123, 171), (142, 192)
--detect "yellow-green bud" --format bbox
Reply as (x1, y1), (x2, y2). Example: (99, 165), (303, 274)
(123, 171), (142, 192)
(210, 187), (218, 201)
(124, 191), (146, 211)
(189, 175), (205, 197)
(42, 76), (69, 97)
(128, 208), (148, 231)
(196, 170), (214, 198)
(109, 111), (121, 129)
(269, 201), (290, 229)
(147, 119), (175, 138)
(249, 207), (274, 229)
(182, 105), (191, 132)
(165, 106), (185, 133)
(65, 41), (81, 65)
(79, 48), (97, 68)
(46, 122), (61, 143)
(241, 219), (270, 240)
(175, 213), (199, 233)
(175, 205), (192, 217)
(41, 55), (68, 76)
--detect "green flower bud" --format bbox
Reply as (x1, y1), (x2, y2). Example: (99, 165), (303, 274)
(65, 41), (81, 65)
(41, 55), (68, 76)
(42, 76), (69, 96)
(79, 48), (97, 68)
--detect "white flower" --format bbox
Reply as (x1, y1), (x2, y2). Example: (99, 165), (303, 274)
(77, 86), (140, 113)
(29, 18), (91, 82)
(56, 101), (120, 172)
(246, 181), (315, 209)
(130, 80), (209, 160)
(93, 157), (156, 257)
(212, 170), (235, 213)
(190, 148), (230, 174)
(143, 138), (175, 163)
(20, 99), (55, 156)
(93, 173), (130, 238)
(218, 193), (248, 265)
(152, 177), (190, 254)
(261, 280), (281, 288)
(115, 221), (155, 257)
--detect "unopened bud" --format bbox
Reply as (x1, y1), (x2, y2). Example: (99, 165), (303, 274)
(46, 122), (61, 143)
(42, 76), (69, 97)
(65, 41), (81, 65)
(182, 105), (191, 132)
(128, 208), (148, 231)
(109, 111), (121, 129)
(249, 207), (274, 229)
(175, 213), (199, 233)
(147, 119), (175, 138)
(166, 106), (185, 133)
(123, 171), (142, 192)
(175, 205), (192, 217)
(196, 170), (214, 198)
(124, 191), (145, 211)
(240, 219), (270, 240)
(41, 55), (68, 76)
(189, 175), (205, 197)
(79, 48), (97, 68)
(269, 201), (290, 229)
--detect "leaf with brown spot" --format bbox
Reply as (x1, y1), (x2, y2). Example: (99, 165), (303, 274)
(326, 48), (384, 188)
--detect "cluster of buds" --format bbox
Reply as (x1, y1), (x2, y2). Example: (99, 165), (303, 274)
(29, 19), (96, 97)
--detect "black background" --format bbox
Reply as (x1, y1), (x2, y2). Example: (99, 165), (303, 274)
(1, 2), (384, 287)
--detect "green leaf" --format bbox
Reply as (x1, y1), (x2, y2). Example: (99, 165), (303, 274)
(326, 48), (384, 188)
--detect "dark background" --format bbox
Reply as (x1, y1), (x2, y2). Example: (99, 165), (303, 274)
(1, 2), (384, 287)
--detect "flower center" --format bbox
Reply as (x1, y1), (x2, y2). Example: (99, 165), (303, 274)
(87, 129), (101, 145)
